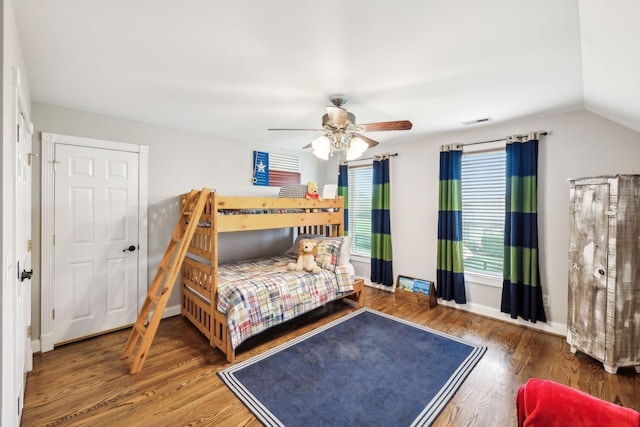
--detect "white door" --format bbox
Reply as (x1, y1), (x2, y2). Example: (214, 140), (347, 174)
(15, 110), (33, 421)
(54, 144), (140, 344)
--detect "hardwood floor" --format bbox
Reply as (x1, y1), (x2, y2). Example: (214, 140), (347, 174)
(23, 287), (639, 426)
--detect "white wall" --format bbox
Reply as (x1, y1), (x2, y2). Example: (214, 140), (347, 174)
(30, 102), (325, 339)
(30, 102), (640, 344)
(359, 109), (640, 334)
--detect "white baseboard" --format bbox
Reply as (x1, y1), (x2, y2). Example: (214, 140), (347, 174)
(31, 304), (183, 354)
(437, 299), (567, 336)
(161, 304), (182, 318)
(362, 278), (394, 292)
(363, 277), (567, 336)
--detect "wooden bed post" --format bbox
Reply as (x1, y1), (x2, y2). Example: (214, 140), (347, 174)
(210, 191), (221, 352)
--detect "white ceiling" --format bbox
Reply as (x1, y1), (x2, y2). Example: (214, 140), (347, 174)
(13, 1), (640, 151)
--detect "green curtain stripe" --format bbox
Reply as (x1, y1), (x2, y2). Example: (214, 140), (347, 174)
(503, 246), (539, 286)
(337, 180), (348, 236)
(438, 180), (462, 211)
(371, 233), (393, 261)
(508, 176), (537, 213)
(436, 239), (465, 273)
(371, 183), (390, 210)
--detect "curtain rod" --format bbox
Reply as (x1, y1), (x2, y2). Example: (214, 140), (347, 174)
(460, 131), (548, 147)
(342, 152), (398, 164)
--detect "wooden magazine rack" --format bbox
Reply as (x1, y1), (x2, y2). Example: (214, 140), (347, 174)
(395, 275), (437, 308)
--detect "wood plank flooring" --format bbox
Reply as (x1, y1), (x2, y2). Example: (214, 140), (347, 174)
(22, 287), (640, 426)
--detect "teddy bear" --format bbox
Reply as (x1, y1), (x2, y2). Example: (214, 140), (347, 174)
(304, 182), (322, 213)
(305, 182), (322, 201)
(288, 239), (321, 273)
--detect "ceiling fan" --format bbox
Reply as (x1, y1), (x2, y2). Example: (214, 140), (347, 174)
(268, 95), (412, 160)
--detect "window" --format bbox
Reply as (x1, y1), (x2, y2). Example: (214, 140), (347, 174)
(461, 148), (506, 275)
(347, 165), (373, 257)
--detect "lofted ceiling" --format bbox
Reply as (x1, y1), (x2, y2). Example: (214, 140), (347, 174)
(13, 1), (640, 151)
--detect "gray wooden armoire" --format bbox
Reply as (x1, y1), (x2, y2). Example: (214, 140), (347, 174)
(567, 175), (640, 374)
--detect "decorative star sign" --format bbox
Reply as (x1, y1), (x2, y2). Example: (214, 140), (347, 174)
(256, 161), (266, 173)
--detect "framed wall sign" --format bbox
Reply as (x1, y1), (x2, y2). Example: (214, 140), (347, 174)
(253, 151), (301, 187)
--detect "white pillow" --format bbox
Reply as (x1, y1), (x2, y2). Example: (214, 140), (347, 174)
(336, 235), (352, 266)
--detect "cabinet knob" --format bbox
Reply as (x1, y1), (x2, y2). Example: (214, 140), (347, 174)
(598, 268), (605, 275)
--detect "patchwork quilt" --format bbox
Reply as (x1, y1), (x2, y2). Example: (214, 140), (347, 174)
(216, 256), (355, 349)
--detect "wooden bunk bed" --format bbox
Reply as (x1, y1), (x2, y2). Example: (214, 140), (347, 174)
(179, 191), (365, 363)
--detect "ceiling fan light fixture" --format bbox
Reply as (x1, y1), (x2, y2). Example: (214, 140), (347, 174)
(345, 147), (364, 161)
(343, 136), (368, 160)
(313, 150), (330, 160)
(350, 137), (368, 153)
(312, 135), (331, 160)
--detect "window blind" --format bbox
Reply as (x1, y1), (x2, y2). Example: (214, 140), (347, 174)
(348, 165), (373, 256)
(461, 150), (505, 275)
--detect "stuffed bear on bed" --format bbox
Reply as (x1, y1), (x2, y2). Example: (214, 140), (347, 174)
(288, 239), (321, 273)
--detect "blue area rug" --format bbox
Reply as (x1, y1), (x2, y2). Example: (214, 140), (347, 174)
(218, 308), (486, 426)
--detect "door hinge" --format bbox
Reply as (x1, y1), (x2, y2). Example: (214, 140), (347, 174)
(27, 325), (32, 338)
(53, 234), (56, 246)
(27, 239), (32, 252)
(27, 153), (39, 166)
(52, 309), (55, 320)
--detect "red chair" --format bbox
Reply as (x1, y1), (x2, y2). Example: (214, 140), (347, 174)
(517, 378), (640, 427)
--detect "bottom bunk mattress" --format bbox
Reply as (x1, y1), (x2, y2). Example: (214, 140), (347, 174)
(215, 255), (355, 349)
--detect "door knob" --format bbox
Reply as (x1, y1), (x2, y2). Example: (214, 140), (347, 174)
(21, 269), (33, 282)
(123, 245), (137, 252)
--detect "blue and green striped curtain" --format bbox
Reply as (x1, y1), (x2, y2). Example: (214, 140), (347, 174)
(371, 156), (393, 286)
(437, 145), (466, 303)
(500, 135), (546, 322)
(337, 164), (349, 234)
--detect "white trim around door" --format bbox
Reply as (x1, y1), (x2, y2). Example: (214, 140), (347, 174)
(40, 132), (149, 352)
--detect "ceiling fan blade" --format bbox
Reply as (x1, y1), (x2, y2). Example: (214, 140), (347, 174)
(267, 128), (325, 132)
(353, 133), (379, 148)
(326, 106), (348, 127)
(359, 120), (413, 132)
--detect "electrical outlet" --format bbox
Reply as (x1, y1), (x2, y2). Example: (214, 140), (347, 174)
(542, 295), (550, 307)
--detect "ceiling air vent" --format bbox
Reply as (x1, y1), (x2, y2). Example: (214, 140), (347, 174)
(462, 117), (492, 125)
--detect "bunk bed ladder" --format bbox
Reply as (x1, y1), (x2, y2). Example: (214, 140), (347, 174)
(121, 188), (210, 374)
